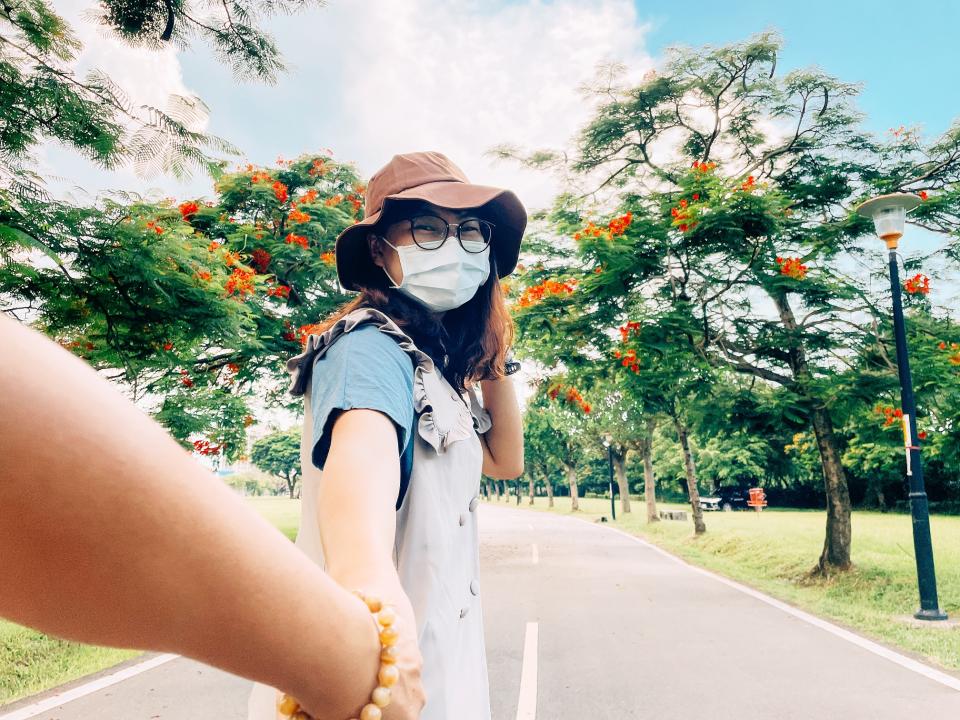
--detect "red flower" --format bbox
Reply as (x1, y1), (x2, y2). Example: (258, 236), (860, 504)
(163, 342), (174, 351)
(225, 267), (256, 296)
(180, 370), (194, 388)
(778, 257), (808, 280)
(267, 284), (291, 298)
(919, 191), (929, 201)
(272, 181), (289, 204)
(320, 251), (336, 266)
(285, 233), (309, 249)
(195, 270), (212, 282)
(938, 341), (947, 350)
(251, 248), (271, 273)
(904, 273), (930, 295)
(918, 431), (928, 440)
(179, 201), (199, 220)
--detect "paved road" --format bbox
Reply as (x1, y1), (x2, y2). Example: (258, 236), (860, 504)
(4, 503), (959, 719)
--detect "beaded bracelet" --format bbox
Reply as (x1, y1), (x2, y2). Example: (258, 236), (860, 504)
(276, 590), (400, 720)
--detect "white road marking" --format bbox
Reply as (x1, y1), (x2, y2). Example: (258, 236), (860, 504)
(515, 622), (538, 720)
(0, 654), (180, 720)
(527, 523), (533, 531)
(532, 543), (539, 564)
(578, 517), (960, 693)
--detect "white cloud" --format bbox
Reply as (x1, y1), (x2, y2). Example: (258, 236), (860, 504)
(36, 0), (210, 202)
(319, 0), (654, 211)
(35, 0), (654, 208)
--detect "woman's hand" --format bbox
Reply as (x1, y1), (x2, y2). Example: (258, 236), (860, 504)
(294, 586), (425, 720)
(379, 588), (426, 720)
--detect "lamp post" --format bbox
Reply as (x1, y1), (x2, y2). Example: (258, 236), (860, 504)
(602, 433), (616, 521)
(856, 193), (947, 621)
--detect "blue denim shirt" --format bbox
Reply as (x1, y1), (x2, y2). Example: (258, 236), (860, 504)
(309, 323), (415, 510)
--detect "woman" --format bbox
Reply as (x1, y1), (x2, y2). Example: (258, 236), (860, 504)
(0, 314), (424, 720)
(248, 151), (526, 720)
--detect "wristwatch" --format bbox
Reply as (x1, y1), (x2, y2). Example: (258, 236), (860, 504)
(504, 357), (521, 376)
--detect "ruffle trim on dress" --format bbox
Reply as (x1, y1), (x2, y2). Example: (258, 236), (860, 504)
(285, 307), (490, 454)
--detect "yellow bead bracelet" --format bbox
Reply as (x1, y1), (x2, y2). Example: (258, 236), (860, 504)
(277, 590), (399, 720)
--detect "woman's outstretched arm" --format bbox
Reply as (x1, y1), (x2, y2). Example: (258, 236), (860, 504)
(0, 315), (384, 719)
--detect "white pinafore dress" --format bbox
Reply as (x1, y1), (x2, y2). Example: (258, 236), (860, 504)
(247, 307), (493, 720)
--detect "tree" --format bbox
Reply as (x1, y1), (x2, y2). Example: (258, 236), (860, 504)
(500, 32), (960, 572)
(1, 153), (363, 457)
(1, 0), (327, 202)
(251, 428), (301, 499)
(524, 380), (594, 511)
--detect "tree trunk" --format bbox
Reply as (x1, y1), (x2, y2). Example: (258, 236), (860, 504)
(565, 464), (580, 511)
(674, 419), (706, 534)
(545, 478), (555, 508)
(640, 419), (659, 523)
(528, 477), (535, 505)
(810, 406), (852, 572)
(769, 291), (852, 572)
(611, 447), (632, 514)
(285, 473), (297, 500)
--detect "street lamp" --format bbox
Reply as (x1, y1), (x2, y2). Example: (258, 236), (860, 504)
(602, 432), (616, 521)
(856, 192), (947, 621)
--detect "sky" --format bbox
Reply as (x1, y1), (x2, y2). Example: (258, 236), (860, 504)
(43, 0), (959, 213)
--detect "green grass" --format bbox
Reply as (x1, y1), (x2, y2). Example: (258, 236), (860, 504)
(247, 496), (302, 541)
(0, 496), (301, 706)
(503, 494), (960, 674)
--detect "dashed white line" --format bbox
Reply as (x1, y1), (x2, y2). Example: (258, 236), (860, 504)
(515, 622), (538, 720)
(0, 653), (179, 720)
(532, 543), (539, 565)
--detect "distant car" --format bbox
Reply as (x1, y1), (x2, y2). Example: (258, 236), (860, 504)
(700, 486), (752, 511)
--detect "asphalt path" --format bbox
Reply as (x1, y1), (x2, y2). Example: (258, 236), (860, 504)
(3, 502), (959, 719)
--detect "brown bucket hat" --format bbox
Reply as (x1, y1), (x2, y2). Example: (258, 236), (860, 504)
(335, 151), (527, 291)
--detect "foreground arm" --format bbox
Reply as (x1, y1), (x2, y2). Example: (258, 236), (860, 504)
(0, 315), (378, 719)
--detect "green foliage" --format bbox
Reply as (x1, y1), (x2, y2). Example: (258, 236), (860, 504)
(1, 154), (362, 454)
(251, 428), (301, 497)
(508, 32), (960, 548)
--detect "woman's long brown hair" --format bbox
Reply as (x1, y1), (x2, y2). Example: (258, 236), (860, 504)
(310, 213), (514, 392)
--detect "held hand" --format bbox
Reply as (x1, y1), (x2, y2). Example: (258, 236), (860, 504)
(289, 589), (425, 720)
(379, 593), (426, 720)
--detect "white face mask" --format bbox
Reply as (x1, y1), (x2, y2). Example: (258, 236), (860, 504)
(381, 236), (491, 312)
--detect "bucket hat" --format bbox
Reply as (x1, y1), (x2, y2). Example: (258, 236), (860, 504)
(335, 151), (527, 291)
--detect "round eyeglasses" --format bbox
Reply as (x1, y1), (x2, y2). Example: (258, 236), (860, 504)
(399, 214), (494, 253)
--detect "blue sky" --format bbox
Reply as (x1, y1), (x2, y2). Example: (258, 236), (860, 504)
(640, 0), (958, 137)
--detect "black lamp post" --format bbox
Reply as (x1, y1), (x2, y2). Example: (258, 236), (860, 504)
(857, 193), (947, 621)
(602, 433), (616, 521)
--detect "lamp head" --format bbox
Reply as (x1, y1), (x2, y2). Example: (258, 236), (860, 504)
(855, 193), (921, 250)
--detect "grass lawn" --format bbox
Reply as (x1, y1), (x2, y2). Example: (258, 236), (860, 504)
(500, 494), (960, 674)
(0, 495), (301, 706)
